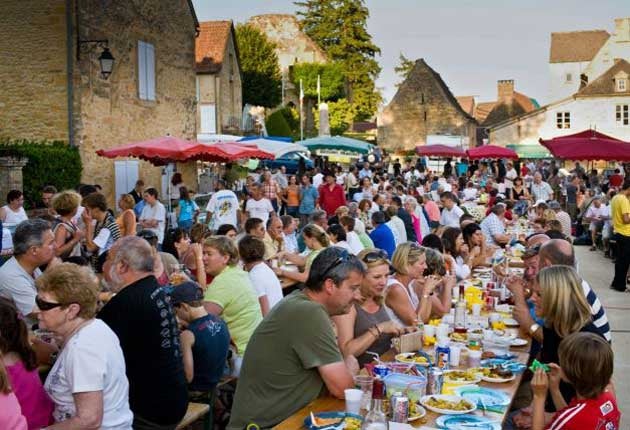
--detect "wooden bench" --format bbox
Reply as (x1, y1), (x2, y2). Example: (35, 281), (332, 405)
(176, 403), (210, 430)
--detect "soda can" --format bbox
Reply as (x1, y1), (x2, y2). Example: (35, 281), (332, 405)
(373, 364), (390, 379)
(427, 367), (443, 395)
(390, 392), (409, 423)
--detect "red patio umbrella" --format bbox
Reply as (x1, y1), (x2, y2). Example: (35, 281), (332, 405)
(188, 142), (275, 162)
(466, 145), (518, 160)
(96, 136), (197, 165)
(539, 130), (630, 161)
(415, 144), (465, 157)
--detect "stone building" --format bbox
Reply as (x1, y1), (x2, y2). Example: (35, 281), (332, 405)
(247, 14), (328, 107)
(0, 0), (199, 203)
(195, 21), (242, 139)
(378, 59), (477, 152)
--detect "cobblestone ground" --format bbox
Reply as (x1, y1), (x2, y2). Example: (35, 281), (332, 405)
(574, 245), (630, 419)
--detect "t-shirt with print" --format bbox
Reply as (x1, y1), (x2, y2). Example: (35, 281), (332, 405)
(205, 189), (239, 229)
(187, 314), (231, 392)
(228, 290), (343, 429)
(98, 276), (188, 425)
(245, 197), (274, 226)
(545, 391), (620, 430)
(44, 319), (133, 429)
(204, 265), (262, 355)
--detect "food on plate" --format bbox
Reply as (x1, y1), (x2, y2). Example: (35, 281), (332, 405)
(342, 417), (361, 430)
(479, 366), (514, 379)
(382, 400), (424, 419)
(424, 396), (473, 411)
(311, 417), (341, 427)
(450, 332), (468, 343)
(396, 352), (429, 364)
(423, 335), (436, 347)
(444, 370), (480, 383)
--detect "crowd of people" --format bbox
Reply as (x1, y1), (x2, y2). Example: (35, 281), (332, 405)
(0, 155), (626, 429)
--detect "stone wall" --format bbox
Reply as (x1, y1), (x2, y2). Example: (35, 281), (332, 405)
(75, 0), (198, 205)
(0, 0), (68, 141)
(378, 59), (477, 152)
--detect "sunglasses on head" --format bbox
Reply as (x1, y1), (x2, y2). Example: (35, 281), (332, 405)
(35, 296), (71, 312)
(361, 249), (389, 264)
(320, 249), (351, 279)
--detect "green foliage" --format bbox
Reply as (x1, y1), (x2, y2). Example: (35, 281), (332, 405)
(265, 109), (293, 138)
(394, 53), (415, 88)
(0, 139), (82, 209)
(235, 24), (282, 108)
(312, 98), (354, 135)
(290, 62), (345, 101)
(295, 0), (382, 120)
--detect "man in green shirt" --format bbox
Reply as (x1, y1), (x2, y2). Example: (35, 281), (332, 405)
(228, 248), (365, 429)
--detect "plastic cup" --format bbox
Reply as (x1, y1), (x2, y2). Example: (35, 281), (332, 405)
(436, 323), (450, 338)
(489, 312), (501, 323)
(353, 375), (373, 412)
(344, 389), (363, 414)
(424, 325), (436, 337)
(449, 345), (461, 367)
(472, 303), (482, 317)
(468, 349), (482, 367)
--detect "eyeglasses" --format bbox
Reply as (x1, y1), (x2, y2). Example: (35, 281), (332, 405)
(35, 296), (69, 312)
(361, 249), (389, 264)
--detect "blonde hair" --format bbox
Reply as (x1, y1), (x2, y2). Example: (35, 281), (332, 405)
(537, 265), (592, 338)
(302, 223), (330, 248)
(51, 190), (81, 216)
(119, 194), (135, 210)
(357, 248), (389, 305)
(35, 263), (100, 319)
(203, 236), (240, 266)
(335, 206), (349, 217)
(391, 242), (427, 275)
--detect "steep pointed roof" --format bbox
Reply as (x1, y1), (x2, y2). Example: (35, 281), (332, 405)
(196, 21), (234, 74)
(577, 59), (630, 96)
(456, 96), (475, 116)
(549, 30), (610, 63)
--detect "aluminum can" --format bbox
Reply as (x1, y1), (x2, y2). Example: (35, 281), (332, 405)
(426, 367), (444, 395)
(390, 391), (409, 423)
(373, 364), (390, 378)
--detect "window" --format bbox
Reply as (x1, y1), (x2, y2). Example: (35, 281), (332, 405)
(616, 104), (629, 126)
(565, 73), (572, 83)
(421, 93), (425, 104)
(617, 78), (627, 92)
(556, 112), (570, 129)
(138, 41), (155, 101)
(200, 104), (217, 134)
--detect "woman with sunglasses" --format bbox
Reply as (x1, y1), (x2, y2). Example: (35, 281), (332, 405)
(35, 263), (133, 429)
(385, 243), (439, 326)
(332, 249), (405, 367)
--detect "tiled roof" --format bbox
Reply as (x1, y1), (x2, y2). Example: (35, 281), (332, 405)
(514, 92), (536, 112)
(196, 21), (233, 74)
(456, 96), (475, 116)
(549, 30), (609, 63)
(577, 59), (630, 96)
(474, 102), (496, 123)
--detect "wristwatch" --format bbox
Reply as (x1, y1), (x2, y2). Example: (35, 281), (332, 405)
(529, 323), (540, 335)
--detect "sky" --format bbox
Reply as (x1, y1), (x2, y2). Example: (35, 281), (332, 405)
(192, 0), (626, 107)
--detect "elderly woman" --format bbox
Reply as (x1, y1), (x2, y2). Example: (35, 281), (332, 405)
(202, 236), (262, 358)
(81, 193), (121, 273)
(51, 191), (84, 260)
(333, 249), (405, 366)
(115, 194), (136, 237)
(385, 243), (438, 326)
(274, 223), (329, 284)
(36, 263), (133, 429)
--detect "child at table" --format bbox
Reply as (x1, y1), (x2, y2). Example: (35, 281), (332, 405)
(531, 332), (620, 430)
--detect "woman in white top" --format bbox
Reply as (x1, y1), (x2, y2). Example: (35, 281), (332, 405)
(339, 216), (365, 255)
(384, 243), (438, 326)
(0, 190), (28, 224)
(327, 224), (354, 254)
(239, 235), (283, 316)
(36, 263), (133, 430)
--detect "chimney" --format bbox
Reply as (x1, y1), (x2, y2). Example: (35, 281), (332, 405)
(614, 18), (630, 43)
(498, 80), (514, 101)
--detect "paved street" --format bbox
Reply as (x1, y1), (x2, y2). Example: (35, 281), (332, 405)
(575, 245), (630, 417)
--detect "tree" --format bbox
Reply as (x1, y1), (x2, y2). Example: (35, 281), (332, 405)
(295, 0), (381, 121)
(290, 62), (345, 101)
(313, 99), (354, 135)
(235, 24), (282, 108)
(394, 53), (415, 87)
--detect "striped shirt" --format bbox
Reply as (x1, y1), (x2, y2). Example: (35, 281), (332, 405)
(581, 279), (612, 342)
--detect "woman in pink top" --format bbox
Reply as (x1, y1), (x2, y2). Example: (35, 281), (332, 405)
(0, 359), (27, 430)
(420, 195), (441, 226)
(0, 298), (54, 429)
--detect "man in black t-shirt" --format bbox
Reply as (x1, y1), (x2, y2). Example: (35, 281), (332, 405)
(99, 236), (188, 430)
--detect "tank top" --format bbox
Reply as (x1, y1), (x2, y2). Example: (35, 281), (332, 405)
(286, 186), (300, 206)
(187, 314), (231, 391)
(354, 303), (393, 366)
(2, 205), (27, 224)
(384, 277), (419, 327)
(115, 209), (136, 236)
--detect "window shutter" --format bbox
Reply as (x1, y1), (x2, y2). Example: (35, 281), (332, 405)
(200, 104), (216, 134)
(138, 41), (147, 100)
(146, 43), (156, 101)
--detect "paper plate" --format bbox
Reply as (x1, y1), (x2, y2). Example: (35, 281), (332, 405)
(454, 386), (511, 407)
(481, 373), (516, 383)
(436, 414), (500, 429)
(510, 337), (528, 347)
(502, 318), (520, 327)
(443, 370), (482, 385)
(395, 352), (430, 367)
(408, 403), (427, 422)
(303, 412), (363, 430)
(420, 394), (476, 415)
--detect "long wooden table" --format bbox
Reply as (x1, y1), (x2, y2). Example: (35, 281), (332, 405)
(274, 344), (530, 429)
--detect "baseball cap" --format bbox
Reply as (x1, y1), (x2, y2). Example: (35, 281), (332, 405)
(548, 200), (561, 210)
(169, 281), (204, 305)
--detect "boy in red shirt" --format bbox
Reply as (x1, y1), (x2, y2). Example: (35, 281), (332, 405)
(531, 332), (620, 430)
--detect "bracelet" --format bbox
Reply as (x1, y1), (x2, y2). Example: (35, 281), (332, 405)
(374, 324), (381, 336)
